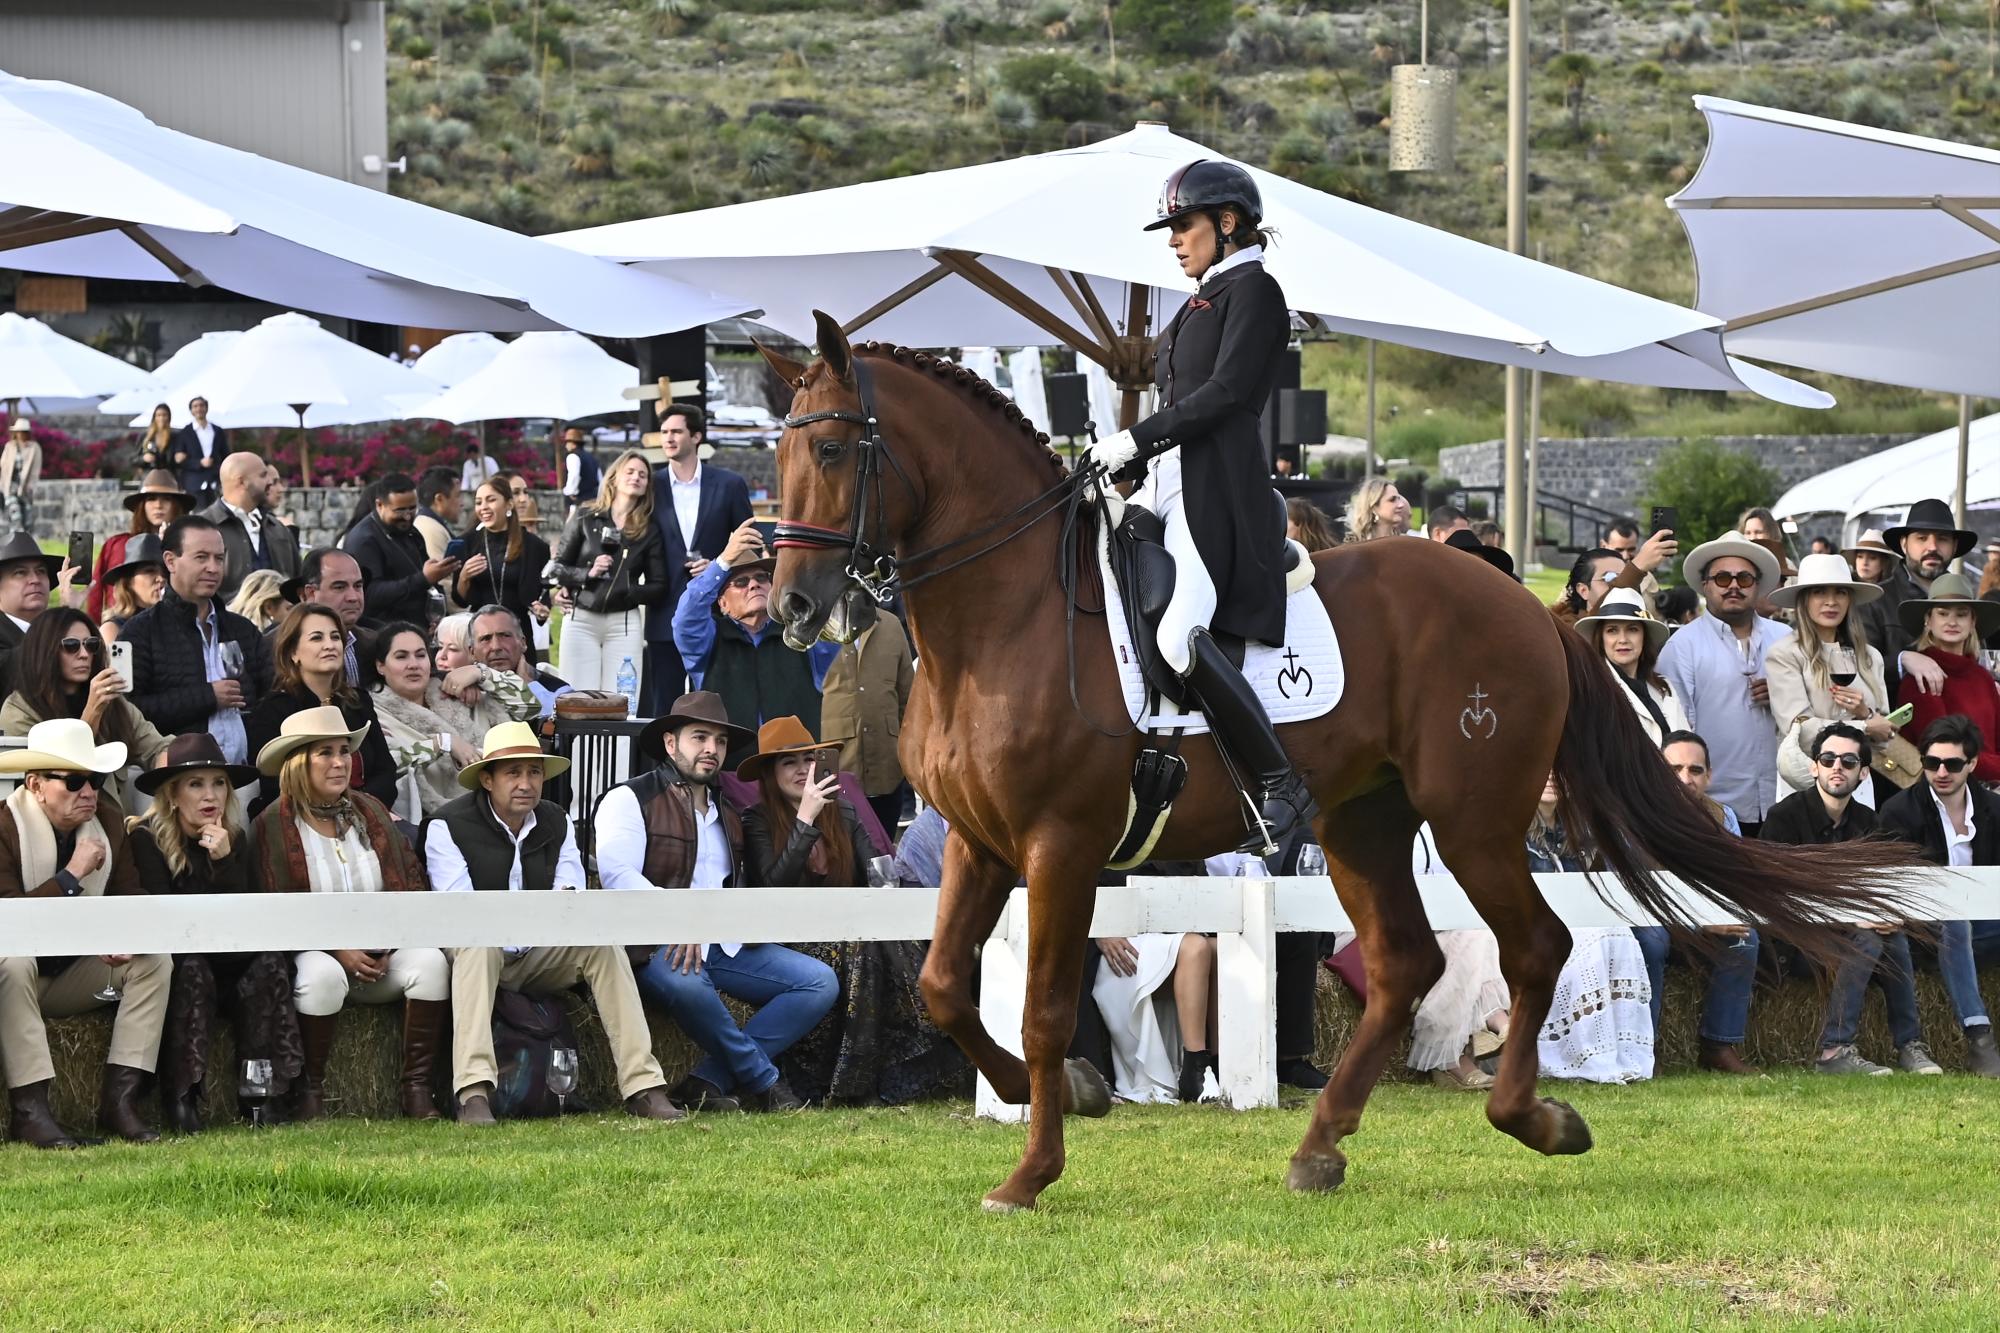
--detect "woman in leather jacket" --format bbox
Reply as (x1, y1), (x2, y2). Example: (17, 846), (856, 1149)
(548, 449), (669, 693)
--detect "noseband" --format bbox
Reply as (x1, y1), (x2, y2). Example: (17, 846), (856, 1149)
(772, 357), (1093, 604)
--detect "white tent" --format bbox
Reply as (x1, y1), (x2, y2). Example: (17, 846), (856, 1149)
(551, 121), (1826, 419)
(406, 332), (637, 425)
(99, 329), (240, 419)
(1006, 348), (1049, 438)
(411, 333), (507, 389)
(0, 311), (156, 413)
(0, 70), (748, 337)
(1775, 411), (2000, 532)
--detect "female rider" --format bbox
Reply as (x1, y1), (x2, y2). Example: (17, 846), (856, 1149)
(1088, 160), (1313, 851)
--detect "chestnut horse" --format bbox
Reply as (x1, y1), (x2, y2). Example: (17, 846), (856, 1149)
(761, 313), (1914, 1213)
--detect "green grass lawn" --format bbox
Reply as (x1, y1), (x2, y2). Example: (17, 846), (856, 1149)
(6, 1077), (1994, 1329)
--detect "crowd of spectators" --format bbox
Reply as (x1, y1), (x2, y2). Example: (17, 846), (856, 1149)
(0, 414), (1995, 1146)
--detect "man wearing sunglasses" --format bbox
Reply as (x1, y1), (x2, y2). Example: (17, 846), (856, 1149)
(1658, 530), (1789, 836)
(1879, 714), (2000, 1077)
(1761, 723), (1941, 1076)
(0, 719), (168, 1147)
(671, 517), (837, 767)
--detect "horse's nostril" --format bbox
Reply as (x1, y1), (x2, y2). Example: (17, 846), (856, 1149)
(779, 589), (816, 623)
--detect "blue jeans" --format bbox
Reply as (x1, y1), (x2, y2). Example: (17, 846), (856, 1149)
(1632, 926), (1759, 1047)
(1933, 921), (1993, 1029)
(1820, 930), (1922, 1049)
(635, 944), (838, 1094)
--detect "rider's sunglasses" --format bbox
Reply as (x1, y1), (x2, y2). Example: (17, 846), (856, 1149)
(1706, 571), (1760, 589)
(1814, 752), (1862, 770)
(1921, 755), (1969, 774)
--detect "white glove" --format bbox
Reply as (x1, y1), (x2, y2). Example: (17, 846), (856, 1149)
(1089, 429), (1142, 474)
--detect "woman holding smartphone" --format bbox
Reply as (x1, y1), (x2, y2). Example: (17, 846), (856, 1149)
(0, 608), (172, 815)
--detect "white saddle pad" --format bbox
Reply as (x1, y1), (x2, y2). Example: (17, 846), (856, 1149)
(1099, 523), (1342, 735)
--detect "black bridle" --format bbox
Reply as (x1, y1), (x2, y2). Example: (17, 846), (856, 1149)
(771, 358), (1095, 603)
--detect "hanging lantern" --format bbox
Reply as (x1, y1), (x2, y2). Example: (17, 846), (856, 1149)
(1388, 63), (1457, 173)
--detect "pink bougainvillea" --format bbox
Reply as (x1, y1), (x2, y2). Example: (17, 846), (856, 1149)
(36, 419), (556, 488)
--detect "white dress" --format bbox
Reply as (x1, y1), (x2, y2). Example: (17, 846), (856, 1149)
(1091, 933), (1188, 1104)
(1537, 928), (1654, 1083)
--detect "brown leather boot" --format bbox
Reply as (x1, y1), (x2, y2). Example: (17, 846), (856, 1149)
(624, 1086), (684, 1121)
(97, 1065), (160, 1143)
(1698, 1040), (1755, 1074)
(8, 1080), (80, 1149)
(398, 999), (447, 1121)
(456, 1084), (499, 1126)
(293, 1013), (340, 1122)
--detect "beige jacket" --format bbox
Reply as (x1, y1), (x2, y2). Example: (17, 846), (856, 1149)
(1763, 635), (1889, 764)
(0, 440), (42, 499)
(819, 614), (915, 797)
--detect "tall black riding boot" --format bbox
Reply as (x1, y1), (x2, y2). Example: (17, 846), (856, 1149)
(1183, 628), (1317, 855)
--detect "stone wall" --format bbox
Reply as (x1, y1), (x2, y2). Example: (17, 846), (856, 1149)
(1436, 434), (1916, 516)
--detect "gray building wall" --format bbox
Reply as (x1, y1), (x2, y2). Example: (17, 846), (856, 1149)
(0, 0), (387, 188)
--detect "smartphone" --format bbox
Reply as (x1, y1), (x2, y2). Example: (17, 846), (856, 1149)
(108, 639), (135, 690)
(1884, 702), (1915, 728)
(66, 529), (92, 575)
(1649, 506), (1678, 542)
(444, 536), (468, 560)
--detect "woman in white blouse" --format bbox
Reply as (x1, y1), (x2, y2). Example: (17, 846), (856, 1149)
(249, 706), (447, 1121)
(1575, 588), (1687, 747)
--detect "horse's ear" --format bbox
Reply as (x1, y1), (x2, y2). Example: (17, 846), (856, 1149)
(756, 339), (806, 386)
(812, 309), (853, 386)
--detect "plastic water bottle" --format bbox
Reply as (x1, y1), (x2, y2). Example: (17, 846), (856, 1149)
(616, 657), (639, 717)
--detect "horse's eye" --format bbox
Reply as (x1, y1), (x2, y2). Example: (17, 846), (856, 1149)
(817, 438), (845, 462)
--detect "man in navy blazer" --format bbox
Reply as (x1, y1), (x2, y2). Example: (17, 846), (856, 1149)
(169, 395), (230, 507)
(647, 402), (752, 713)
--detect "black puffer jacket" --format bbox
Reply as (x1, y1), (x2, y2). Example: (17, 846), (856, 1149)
(123, 586), (272, 735)
(549, 510), (670, 615)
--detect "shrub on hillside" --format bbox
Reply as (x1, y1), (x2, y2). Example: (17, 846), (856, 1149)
(1641, 438), (1780, 549)
(1120, 0), (1233, 55)
(997, 54), (1107, 123)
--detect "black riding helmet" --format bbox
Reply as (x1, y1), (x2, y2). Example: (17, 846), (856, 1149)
(1144, 159), (1264, 234)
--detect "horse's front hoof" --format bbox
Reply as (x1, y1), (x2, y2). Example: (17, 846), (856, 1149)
(981, 1192), (1035, 1214)
(1286, 1153), (1347, 1193)
(1064, 1058), (1112, 1118)
(1538, 1098), (1593, 1156)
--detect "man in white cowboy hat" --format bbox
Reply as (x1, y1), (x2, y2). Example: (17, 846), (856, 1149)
(1842, 529), (1897, 589)
(423, 721), (682, 1125)
(1859, 497), (1982, 700)
(0, 719), (169, 1147)
(1657, 530), (1789, 835)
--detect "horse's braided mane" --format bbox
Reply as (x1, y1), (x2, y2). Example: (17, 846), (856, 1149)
(853, 342), (1069, 480)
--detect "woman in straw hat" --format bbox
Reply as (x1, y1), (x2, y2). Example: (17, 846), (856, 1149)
(87, 468), (193, 622)
(249, 705), (446, 1120)
(1896, 574), (2000, 784)
(1574, 588), (1686, 748)
(134, 733), (301, 1134)
(1763, 552), (1911, 802)
(1843, 529), (1897, 589)
(97, 533), (167, 645)
(736, 716), (964, 1106)
(0, 607), (171, 815)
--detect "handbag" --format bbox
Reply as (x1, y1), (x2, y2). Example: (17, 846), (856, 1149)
(1779, 715), (1921, 792)
(489, 989), (586, 1118)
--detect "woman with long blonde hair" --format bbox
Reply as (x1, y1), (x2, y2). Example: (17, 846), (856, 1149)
(549, 449), (669, 692)
(1343, 477), (1411, 543)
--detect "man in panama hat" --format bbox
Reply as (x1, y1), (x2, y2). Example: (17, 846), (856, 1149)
(1860, 497), (1982, 699)
(423, 721), (682, 1125)
(0, 719), (168, 1147)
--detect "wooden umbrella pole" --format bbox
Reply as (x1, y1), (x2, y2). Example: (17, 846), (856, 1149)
(293, 405), (313, 487)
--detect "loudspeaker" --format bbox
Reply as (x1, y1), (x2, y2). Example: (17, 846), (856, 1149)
(1277, 389), (1326, 446)
(1259, 347), (1303, 456)
(1044, 372), (1090, 437)
(634, 327), (708, 433)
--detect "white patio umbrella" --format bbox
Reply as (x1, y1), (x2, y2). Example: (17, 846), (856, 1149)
(192, 312), (442, 480)
(411, 332), (507, 388)
(550, 120), (1827, 426)
(0, 71), (749, 338)
(405, 332), (637, 425)
(0, 311), (156, 415)
(101, 329), (242, 420)
(1669, 97), (2000, 522)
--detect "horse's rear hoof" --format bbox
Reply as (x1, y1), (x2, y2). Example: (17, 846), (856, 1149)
(1540, 1098), (1593, 1156)
(1286, 1154), (1347, 1193)
(1065, 1058), (1112, 1118)
(981, 1193), (1034, 1214)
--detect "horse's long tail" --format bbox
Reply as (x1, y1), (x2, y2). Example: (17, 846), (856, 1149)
(1551, 623), (1924, 963)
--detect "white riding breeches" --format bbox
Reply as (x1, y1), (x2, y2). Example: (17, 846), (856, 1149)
(1129, 449), (1217, 677)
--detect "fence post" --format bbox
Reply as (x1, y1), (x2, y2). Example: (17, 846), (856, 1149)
(1216, 876), (1279, 1110)
(975, 890), (1030, 1124)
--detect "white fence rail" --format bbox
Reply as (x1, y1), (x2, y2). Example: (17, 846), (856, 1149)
(4, 868), (1992, 1121)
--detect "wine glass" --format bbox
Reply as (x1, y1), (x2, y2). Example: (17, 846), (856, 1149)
(1826, 644), (1858, 689)
(240, 1058), (274, 1128)
(93, 980), (123, 1004)
(218, 640), (245, 681)
(549, 1047), (579, 1116)
(865, 855), (900, 888)
(1294, 843), (1329, 879)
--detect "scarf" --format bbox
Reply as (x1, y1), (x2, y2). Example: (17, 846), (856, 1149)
(1615, 666), (1671, 742)
(253, 791), (424, 894)
(8, 785), (111, 896)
